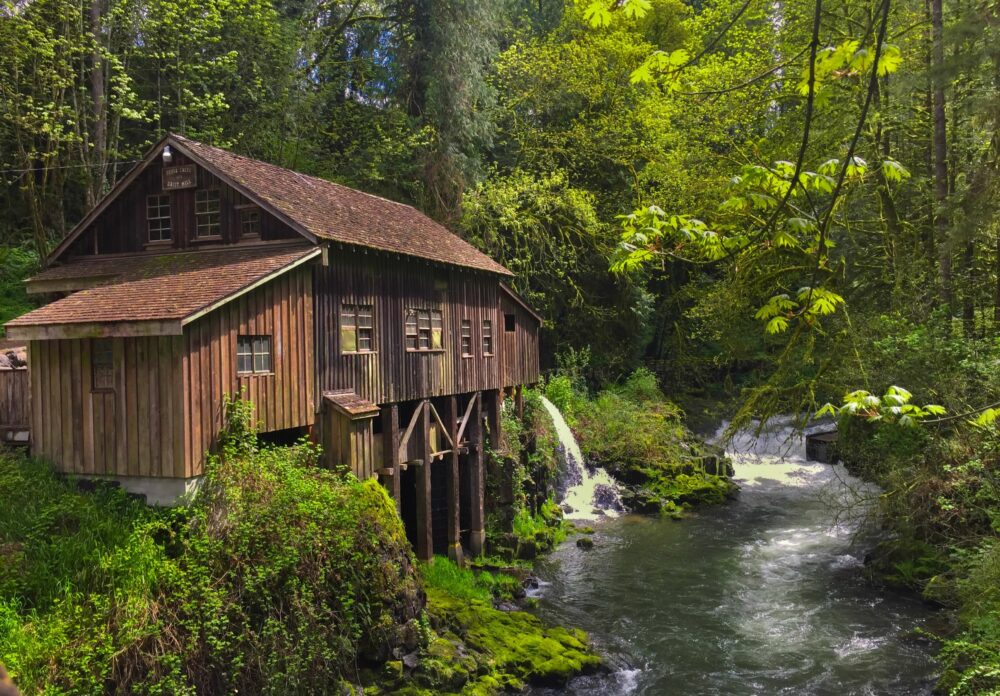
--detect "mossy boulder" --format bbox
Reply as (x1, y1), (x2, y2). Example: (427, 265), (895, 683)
(424, 587), (602, 689)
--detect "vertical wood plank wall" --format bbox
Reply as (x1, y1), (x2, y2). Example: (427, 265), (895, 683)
(0, 369), (29, 428)
(499, 294), (541, 389)
(28, 336), (185, 478)
(183, 266), (315, 474)
(315, 248), (540, 406)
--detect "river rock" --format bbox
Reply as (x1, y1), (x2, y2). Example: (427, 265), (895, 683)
(576, 536), (594, 550)
(402, 651), (421, 670)
(516, 539), (538, 560)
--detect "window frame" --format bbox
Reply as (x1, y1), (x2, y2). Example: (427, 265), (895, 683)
(239, 206), (261, 238)
(482, 318), (494, 356)
(91, 339), (115, 392)
(146, 194), (172, 243)
(340, 303), (376, 354)
(460, 319), (473, 358)
(237, 334), (273, 375)
(194, 188), (222, 239)
(405, 308), (444, 353)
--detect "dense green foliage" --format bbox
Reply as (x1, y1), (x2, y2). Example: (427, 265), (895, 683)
(0, 439), (424, 694)
(6, 0), (1000, 690)
(546, 368), (735, 515)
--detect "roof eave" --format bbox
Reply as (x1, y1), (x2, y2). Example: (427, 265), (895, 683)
(4, 319), (183, 341)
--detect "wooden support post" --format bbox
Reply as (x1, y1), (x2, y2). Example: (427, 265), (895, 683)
(515, 384), (524, 420)
(486, 389), (502, 452)
(468, 391), (486, 556)
(415, 400), (433, 562)
(447, 396), (463, 565)
(381, 403), (401, 513)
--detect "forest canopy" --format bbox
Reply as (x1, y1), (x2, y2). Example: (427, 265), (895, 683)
(3, 0), (998, 414)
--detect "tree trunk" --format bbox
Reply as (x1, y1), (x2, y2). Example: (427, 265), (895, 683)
(931, 0), (951, 314)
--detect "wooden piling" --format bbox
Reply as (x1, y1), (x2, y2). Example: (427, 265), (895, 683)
(415, 400), (433, 562)
(447, 396), (463, 564)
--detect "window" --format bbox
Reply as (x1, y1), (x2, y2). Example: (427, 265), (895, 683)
(482, 318), (493, 356)
(240, 207), (260, 238)
(195, 189), (221, 238)
(146, 194), (171, 242)
(405, 308), (443, 351)
(91, 339), (114, 391)
(461, 319), (472, 357)
(504, 313), (516, 332)
(237, 335), (272, 374)
(341, 304), (374, 353)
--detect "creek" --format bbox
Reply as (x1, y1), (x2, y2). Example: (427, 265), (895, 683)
(527, 419), (940, 695)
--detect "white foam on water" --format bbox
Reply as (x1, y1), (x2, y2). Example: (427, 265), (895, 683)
(539, 396), (623, 521)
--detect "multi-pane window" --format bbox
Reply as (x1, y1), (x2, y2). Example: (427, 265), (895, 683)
(461, 319), (473, 357)
(482, 318), (493, 355)
(240, 207), (260, 237)
(504, 313), (516, 332)
(341, 304), (374, 353)
(146, 194), (171, 242)
(91, 339), (114, 390)
(405, 308), (443, 351)
(195, 189), (221, 238)
(237, 335), (272, 374)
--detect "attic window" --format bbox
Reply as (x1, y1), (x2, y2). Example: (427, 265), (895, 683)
(504, 313), (516, 332)
(405, 308), (443, 351)
(195, 189), (221, 238)
(240, 207), (260, 238)
(146, 194), (171, 242)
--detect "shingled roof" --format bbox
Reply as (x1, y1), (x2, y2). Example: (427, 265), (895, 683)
(169, 135), (510, 275)
(6, 245), (319, 338)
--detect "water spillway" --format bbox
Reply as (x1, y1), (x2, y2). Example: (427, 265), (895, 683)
(539, 396), (623, 520)
(528, 418), (938, 695)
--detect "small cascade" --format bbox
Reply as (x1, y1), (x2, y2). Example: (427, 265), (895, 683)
(539, 395), (623, 520)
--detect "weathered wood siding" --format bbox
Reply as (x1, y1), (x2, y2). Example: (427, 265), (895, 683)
(315, 247), (539, 405)
(499, 294), (541, 388)
(183, 266), (315, 472)
(0, 368), (29, 428)
(64, 152), (299, 259)
(29, 336), (186, 477)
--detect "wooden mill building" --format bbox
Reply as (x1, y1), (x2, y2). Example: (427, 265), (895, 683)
(4, 134), (541, 561)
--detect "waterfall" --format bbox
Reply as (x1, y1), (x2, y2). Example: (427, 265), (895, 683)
(539, 395), (623, 520)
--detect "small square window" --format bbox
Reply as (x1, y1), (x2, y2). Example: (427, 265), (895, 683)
(91, 339), (115, 391)
(237, 335), (271, 374)
(240, 207), (260, 237)
(146, 194), (171, 242)
(504, 313), (516, 332)
(195, 189), (221, 238)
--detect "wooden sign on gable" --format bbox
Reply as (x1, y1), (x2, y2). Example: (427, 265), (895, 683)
(162, 164), (197, 190)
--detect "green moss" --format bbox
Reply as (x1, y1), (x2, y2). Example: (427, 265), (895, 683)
(423, 586), (601, 690)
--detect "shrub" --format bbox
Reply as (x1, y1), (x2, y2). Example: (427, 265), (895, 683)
(0, 441), (423, 695)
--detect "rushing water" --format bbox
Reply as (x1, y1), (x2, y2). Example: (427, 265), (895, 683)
(528, 419), (939, 695)
(539, 396), (623, 520)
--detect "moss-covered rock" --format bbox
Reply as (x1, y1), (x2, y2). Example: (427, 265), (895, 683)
(417, 586), (602, 692)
